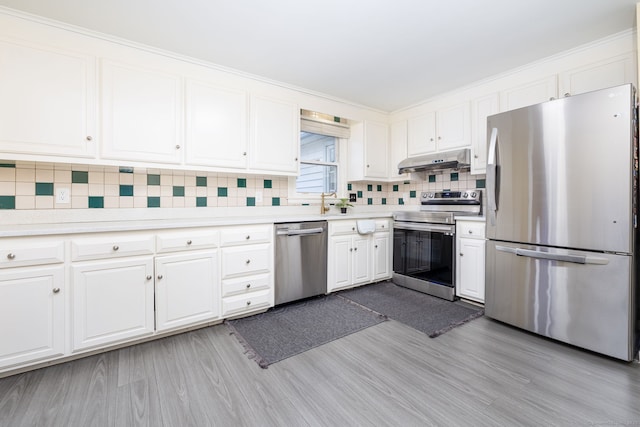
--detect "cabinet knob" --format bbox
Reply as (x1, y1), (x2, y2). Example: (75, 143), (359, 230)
(438, 136), (442, 140)
(246, 283), (251, 289)
(157, 275), (163, 280)
(52, 287), (60, 294)
(294, 157), (298, 161)
(430, 138), (434, 142)
(246, 259), (251, 264)
(367, 164), (370, 168)
(349, 248), (353, 252)
(375, 245), (378, 248)
(564, 93), (571, 97)
(86, 136), (93, 141)
(186, 240), (192, 245)
(175, 145), (181, 149)
(146, 275), (152, 280)
(246, 301), (251, 306)
(112, 245), (119, 251)
(6, 253), (15, 260)
(354, 247), (358, 251)
(381, 225), (385, 228)
(474, 154), (478, 159)
(460, 253), (464, 256)
(352, 227), (355, 231)
(243, 152), (247, 156)
(246, 235), (250, 240)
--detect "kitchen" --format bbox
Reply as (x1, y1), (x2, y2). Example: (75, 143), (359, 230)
(1, 1), (640, 425)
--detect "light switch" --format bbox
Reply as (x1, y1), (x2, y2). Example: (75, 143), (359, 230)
(56, 188), (70, 204)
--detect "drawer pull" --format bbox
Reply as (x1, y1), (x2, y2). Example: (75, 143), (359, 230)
(468, 230), (473, 234)
(246, 301), (251, 306)
(186, 240), (193, 245)
(245, 259), (251, 264)
(246, 235), (251, 240)
(157, 275), (163, 280)
(52, 287), (60, 294)
(246, 283), (251, 289)
(6, 253), (15, 260)
(146, 275), (152, 281)
(352, 227), (355, 231)
(112, 245), (120, 251)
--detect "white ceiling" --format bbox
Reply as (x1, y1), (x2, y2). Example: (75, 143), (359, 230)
(0, 0), (637, 112)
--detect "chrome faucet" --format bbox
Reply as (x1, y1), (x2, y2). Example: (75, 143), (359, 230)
(320, 192), (336, 214)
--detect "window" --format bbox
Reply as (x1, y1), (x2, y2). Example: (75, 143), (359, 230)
(296, 132), (338, 193)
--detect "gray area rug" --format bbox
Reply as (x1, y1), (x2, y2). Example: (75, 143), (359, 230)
(338, 281), (484, 338)
(226, 294), (387, 368)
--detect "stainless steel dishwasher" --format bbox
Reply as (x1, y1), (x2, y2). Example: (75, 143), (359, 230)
(274, 221), (327, 305)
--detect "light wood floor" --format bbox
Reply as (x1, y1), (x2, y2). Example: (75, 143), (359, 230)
(0, 317), (639, 426)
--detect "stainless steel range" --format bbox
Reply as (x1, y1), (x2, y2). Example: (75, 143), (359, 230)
(393, 190), (482, 301)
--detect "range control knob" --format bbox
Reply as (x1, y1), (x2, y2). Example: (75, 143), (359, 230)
(428, 193), (435, 199)
(463, 192), (469, 198)
(471, 192), (477, 198)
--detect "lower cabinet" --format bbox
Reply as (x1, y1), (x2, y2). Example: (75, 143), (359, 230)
(155, 251), (220, 332)
(456, 220), (486, 303)
(0, 266), (65, 370)
(71, 257), (155, 351)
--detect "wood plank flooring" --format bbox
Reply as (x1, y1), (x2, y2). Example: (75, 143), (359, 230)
(1, 317), (639, 426)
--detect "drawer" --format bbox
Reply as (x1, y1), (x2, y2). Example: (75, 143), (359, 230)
(221, 244), (271, 279)
(222, 273), (271, 297)
(156, 229), (219, 253)
(457, 222), (485, 239)
(220, 225), (272, 246)
(330, 220), (357, 235)
(71, 233), (155, 261)
(0, 238), (64, 268)
(222, 289), (272, 317)
(375, 219), (391, 232)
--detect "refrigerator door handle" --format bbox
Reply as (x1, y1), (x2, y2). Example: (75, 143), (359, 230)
(486, 128), (499, 225)
(496, 245), (610, 265)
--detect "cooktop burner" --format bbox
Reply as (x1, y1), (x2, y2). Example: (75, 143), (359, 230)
(394, 190), (482, 224)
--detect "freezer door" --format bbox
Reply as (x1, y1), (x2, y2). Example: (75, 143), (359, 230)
(485, 240), (634, 360)
(486, 84), (635, 253)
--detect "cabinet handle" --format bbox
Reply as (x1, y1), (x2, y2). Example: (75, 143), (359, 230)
(175, 145), (181, 149)
(243, 152), (247, 156)
(375, 245), (378, 248)
(53, 287), (60, 294)
(112, 245), (119, 251)
(474, 154), (478, 159)
(157, 275), (163, 280)
(429, 138), (434, 142)
(246, 259), (251, 264)
(146, 275), (152, 280)
(246, 283), (251, 289)
(86, 136), (93, 141)
(468, 230), (473, 234)
(352, 227), (355, 231)
(460, 253), (464, 256)
(6, 253), (15, 260)
(349, 248), (353, 252)
(294, 157), (298, 161)
(438, 136), (442, 140)
(354, 247), (358, 251)
(246, 301), (251, 306)
(246, 235), (250, 240)
(564, 93), (571, 97)
(381, 225), (385, 228)
(186, 240), (193, 245)
(367, 164), (370, 168)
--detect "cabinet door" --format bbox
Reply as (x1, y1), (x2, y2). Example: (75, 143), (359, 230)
(352, 236), (372, 285)
(364, 121), (389, 178)
(456, 237), (485, 302)
(407, 112), (436, 156)
(436, 102), (471, 151)
(500, 75), (558, 111)
(373, 233), (391, 281)
(71, 257), (154, 351)
(249, 95), (299, 174)
(101, 60), (183, 164)
(328, 236), (352, 292)
(185, 80), (248, 169)
(471, 93), (499, 174)
(155, 251), (219, 332)
(390, 120), (408, 180)
(0, 39), (95, 158)
(560, 55), (636, 97)
(0, 266), (64, 369)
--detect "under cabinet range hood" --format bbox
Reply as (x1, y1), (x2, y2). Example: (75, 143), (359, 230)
(398, 148), (471, 174)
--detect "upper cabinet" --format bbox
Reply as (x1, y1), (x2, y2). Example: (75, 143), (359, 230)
(560, 54), (636, 97)
(470, 93), (499, 175)
(0, 38), (96, 158)
(249, 95), (299, 175)
(100, 59), (183, 164)
(185, 80), (248, 169)
(407, 101), (470, 157)
(348, 120), (389, 181)
(499, 75), (558, 111)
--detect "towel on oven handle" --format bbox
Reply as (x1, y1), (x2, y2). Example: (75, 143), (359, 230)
(356, 220), (376, 234)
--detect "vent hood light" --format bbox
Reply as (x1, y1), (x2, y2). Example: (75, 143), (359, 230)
(398, 148), (471, 174)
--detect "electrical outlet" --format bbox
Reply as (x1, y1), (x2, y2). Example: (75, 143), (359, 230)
(56, 188), (70, 204)
(349, 193), (357, 202)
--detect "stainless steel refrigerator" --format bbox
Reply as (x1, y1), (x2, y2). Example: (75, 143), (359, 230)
(485, 84), (638, 361)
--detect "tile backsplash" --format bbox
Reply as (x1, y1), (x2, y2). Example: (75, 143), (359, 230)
(0, 161), (485, 210)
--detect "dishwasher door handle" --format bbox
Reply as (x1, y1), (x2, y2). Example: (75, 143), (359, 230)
(277, 227), (325, 237)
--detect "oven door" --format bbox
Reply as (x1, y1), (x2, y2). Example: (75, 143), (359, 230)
(393, 221), (456, 301)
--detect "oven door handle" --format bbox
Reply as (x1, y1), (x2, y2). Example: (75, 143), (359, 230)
(394, 223), (455, 234)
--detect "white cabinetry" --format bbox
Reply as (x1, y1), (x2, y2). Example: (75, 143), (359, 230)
(220, 225), (274, 317)
(560, 54), (636, 97)
(470, 93), (499, 174)
(456, 220), (485, 303)
(390, 120), (409, 180)
(407, 102), (470, 157)
(249, 95), (299, 175)
(185, 80), (248, 169)
(348, 120), (390, 181)
(100, 59), (183, 164)
(0, 38), (96, 158)
(500, 75), (558, 111)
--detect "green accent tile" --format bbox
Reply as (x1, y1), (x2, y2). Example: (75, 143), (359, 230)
(264, 179), (272, 189)
(367, 198), (373, 205)
(196, 197), (207, 207)
(410, 190), (417, 198)
(0, 196), (15, 209)
(119, 185), (134, 197)
(399, 198), (405, 205)
(381, 198), (387, 205)
(119, 166), (134, 173)
(357, 191), (363, 198)
(429, 175), (436, 183)
(35, 182), (54, 196)
(246, 197), (256, 207)
(272, 197), (280, 206)
(173, 186), (185, 197)
(476, 179), (486, 189)
(237, 178), (246, 188)
(147, 197), (160, 208)
(217, 187), (228, 197)
(196, 176), (207, 187)
(450, 172), (459, 182)
(444, 188), (451, 191)
(88, 196), (104, 208)
(393, 185), (399, 192)
(0, 163), (15, 168)
(147, 174), (160, 186)
(347, 184), (352, 191)
(377, 185), (382, 192)
(334, 116), (340, 123)
(367, 184), (373, 191)
(72, 171), (89, 184)
(404, 181), (411, 185)
(302, 203), (310, 206)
